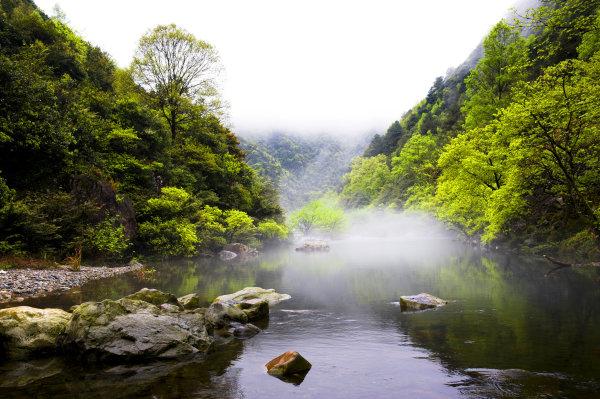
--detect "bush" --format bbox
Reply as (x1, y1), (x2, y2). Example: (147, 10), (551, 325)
(257, 219), (289, 241)
(138, 218), (198, 257)
(290, 198), (346, 234)
(86, 218), (129, 258)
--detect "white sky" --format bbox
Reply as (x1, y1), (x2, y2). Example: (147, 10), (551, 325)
(36, 0), (516, 136)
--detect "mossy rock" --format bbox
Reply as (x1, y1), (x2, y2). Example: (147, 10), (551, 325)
(0, 306), (71, 359)
(125, 288), (182, 309)
(178, 293), (203, 310)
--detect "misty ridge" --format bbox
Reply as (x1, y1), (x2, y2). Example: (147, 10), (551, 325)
(240, 132), (371, 211)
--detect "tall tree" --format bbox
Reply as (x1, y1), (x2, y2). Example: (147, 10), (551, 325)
(131, 24), (221, 140)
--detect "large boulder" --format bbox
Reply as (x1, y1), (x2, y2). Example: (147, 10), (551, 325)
(206, 287), (290, 329)
(0, 306), (71, 359)
(400, 293), (447, 311)
(62, 292), (212, 361)
(214, 287), (291, 307)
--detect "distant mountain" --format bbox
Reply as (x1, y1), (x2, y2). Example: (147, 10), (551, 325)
(241, 133), (370, 211)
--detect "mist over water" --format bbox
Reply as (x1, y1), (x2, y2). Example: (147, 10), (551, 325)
(3, 221), (600, 398)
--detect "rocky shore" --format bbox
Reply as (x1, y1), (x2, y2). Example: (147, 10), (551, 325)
(0, 262), (144, 304)
(0, 286), (290, 362)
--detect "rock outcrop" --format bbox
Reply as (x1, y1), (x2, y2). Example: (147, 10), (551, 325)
(399, 293), (447, 311)
(0, 287), (290, 363)
(61, 297), (212, 361)
(0, 307), (71, 359)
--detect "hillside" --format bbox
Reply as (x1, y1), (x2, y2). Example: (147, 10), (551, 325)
(0, 0), (284, 262)
(342, 0), (600, 258)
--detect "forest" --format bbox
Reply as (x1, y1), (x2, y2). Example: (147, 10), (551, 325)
(341, 0), (600, 259)
(0, 0), (287, 264)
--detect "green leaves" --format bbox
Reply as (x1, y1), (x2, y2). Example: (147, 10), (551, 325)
(341, 155), (390, 207)
(290, 197), (346, 234)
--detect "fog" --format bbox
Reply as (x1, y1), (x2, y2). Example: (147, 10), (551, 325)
(297, 209), (459, 258)
(36, 0), (516, 136)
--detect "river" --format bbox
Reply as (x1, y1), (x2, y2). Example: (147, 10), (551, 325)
(1, 235), (599, 398)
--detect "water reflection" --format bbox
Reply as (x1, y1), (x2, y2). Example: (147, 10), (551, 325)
(2, 239), (600, 398)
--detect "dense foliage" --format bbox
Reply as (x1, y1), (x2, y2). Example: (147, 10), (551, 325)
(342, 0), (600, 258)
(0, 0), (284, 261)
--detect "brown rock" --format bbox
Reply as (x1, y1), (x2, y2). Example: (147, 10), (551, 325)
(265, 351), (312, 377)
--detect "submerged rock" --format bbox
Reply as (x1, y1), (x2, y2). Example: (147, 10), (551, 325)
(400, 293), (447, 311)
(0, 306), (71, 359)
(231, 322), (261, 339)
(218, 250), (237, 261)
(61, 290), (212, 361)
(295, 240), (330, 252)
(266, 351), (312, 378)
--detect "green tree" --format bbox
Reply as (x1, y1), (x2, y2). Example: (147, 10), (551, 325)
(131, 24), (221, 140)
(462, 21), (531, 130)
(341, 155), (390, 207)
(290, 197), (346, 234)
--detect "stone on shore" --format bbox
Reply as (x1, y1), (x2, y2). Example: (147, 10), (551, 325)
(224, 243), (249, 254)
(400, 293), (447, 311)
(266, 351), (312, 377)
(0, 306), (71, 359)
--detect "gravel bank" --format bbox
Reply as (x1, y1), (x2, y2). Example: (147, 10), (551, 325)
(0, 262), (144, 304)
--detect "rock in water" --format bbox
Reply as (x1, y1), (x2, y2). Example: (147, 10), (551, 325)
(266, 351), (312, 377)
(223, 243), (250, 254)
(295, 240), (330, 252)
(62, 292), (212, 361)
(400, 293), (447, 311)
(206, 287), (290, 329)
(205, 300), (249, 328)
(214, 287), (291, 307)
(218, 250), (238, 261)
(231, 322), (261, 338)
(0, 306), (71, 359)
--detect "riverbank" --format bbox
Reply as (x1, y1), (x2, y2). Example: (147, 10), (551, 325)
(0, 262), (144, 305)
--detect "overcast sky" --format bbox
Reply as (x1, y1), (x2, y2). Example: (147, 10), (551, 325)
(36, 0), (516, 136)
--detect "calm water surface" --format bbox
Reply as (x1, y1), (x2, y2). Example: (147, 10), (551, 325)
(1, 237), (600, 398)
